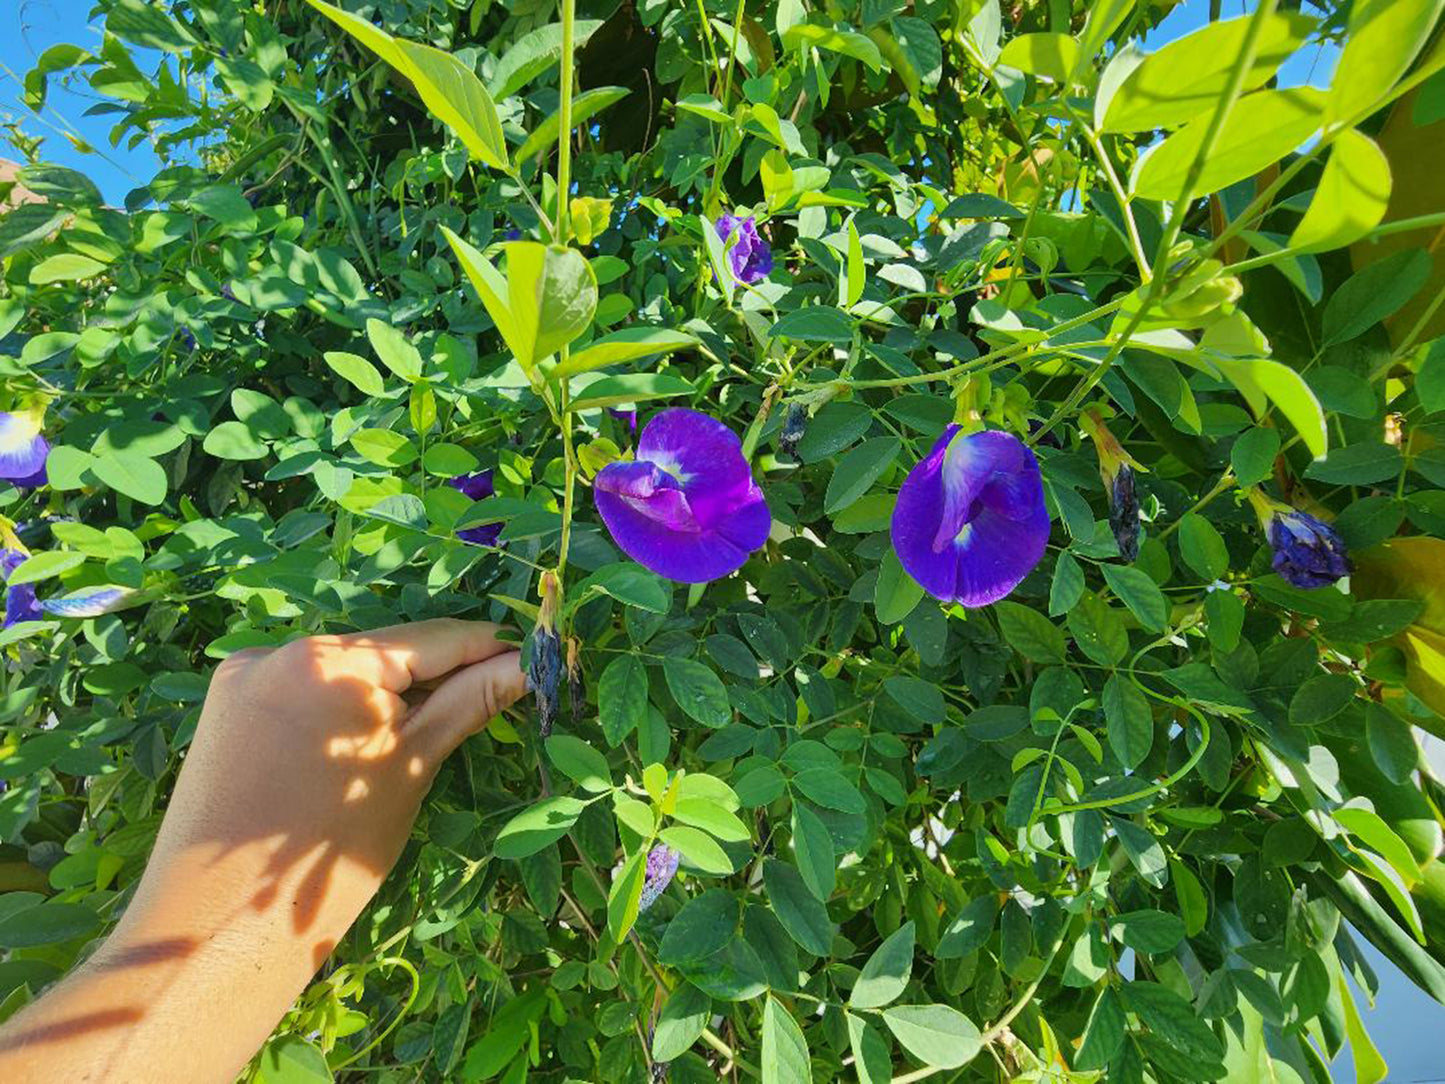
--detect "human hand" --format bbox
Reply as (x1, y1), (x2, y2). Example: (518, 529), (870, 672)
(0, 619), (526, 1083)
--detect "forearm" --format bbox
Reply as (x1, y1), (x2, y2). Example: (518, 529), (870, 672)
(0, 841), (363, 1082)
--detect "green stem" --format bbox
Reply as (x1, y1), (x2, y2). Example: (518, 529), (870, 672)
(556, 0), (576, 242)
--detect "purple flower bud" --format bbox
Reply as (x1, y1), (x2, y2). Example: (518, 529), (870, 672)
(38, 586), (135, 618)
(593, 409), (771, 584)
(504, 228), (522, 241)
(1268, 510), (1351, 589)
(448, 469), (503, 547)
(1, 548), (42, 628)
(891, 427), (1050, 607)
(0, 412), (50, 488)
(530, 572), (563, 738)
(638, 845), (680, 912)
(716, 215), (773, 285)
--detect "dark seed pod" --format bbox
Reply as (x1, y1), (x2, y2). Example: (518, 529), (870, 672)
(529, 571), (563, 738)
(1110, 465), (1141, 563)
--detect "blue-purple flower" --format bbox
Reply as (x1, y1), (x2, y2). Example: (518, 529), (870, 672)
(0, 411), (50, 489)
(608, 408), (638, 437)
(593, 409), (771, 583)
(716, 215), (773, 285)
(638, 844), (680, 912)
(891, 426), (1050, 607)
(1248, 490), (1350, 588)
(448, 469), (503, 547)
(1, 548), (42, 628)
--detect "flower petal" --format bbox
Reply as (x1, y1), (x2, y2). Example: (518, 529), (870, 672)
(0, 414), (49, 484)
(636, 409), (761, 524)
(892, 428), (1050, 606)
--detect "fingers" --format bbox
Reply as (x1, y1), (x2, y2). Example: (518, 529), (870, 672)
(406, 650), (526, 763)
(333, 618), (516, 693)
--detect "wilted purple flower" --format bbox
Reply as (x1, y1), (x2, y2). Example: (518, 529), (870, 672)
(1, 549), (42, 628)
(638, 845), (680, 912)
(608, 408), (638, 437)
(448, 469), (503, 546)
(779, 404), (807, 458)
(891, 426), (1050, 607)
(530, 571), (562, 738)
(1248, 490), (1350, 588)
(593, 409), (771, 583)
(716, 215), (773, 285)
(1083, 412), (1142, 563)
(0, 411), (50, 488)
(38, 586), (135, 618)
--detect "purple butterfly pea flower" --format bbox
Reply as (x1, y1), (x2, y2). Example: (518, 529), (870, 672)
(638, 844), (680, 912)
(1, 548), (42, 628)
(716, 215), (773, 285)
(39, 586), (135, 618)
(448, 469), (503, 547)
(593, 409), (771, 584)
(890, 426), (1051, 608)
(504, 227), (522, 241)
(0, 412), (50, 488)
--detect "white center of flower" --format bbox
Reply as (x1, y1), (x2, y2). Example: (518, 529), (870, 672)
(647, 452), (690, 486)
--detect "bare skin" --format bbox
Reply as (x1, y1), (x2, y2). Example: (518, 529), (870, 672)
(0, 618), (527, 1083)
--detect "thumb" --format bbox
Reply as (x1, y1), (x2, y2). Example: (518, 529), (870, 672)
(407, 649), (526, 763)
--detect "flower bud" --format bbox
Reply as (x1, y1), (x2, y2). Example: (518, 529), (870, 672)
(779, 404), (807, 458)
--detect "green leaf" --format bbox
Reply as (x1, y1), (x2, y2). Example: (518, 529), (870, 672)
(204, 420), (269, 460)
(29, 253), (108, 284)
(545, 736), (612, 793)
(662, 658), (731, 728)
(323, 351), (386, 396)
(489, 19), (605, 100)
(843, 217), (865, 307)
(936, 895), (999, 959)
(442, 231), (598, 371)
(366, 318), (423, 382)
(1336, 971), (1389, 1084)
(674, 798), (750, 843)
(769, 307), (855, 344)
(1111, 909), (1185, 954)
(1290, 129), (1392, 252)
(255, 1036), (333, 1084)
(598, 655), (647, 746)
(494, 796), (587, 858)
(846, 1013), (892, 1084)
(89, 450), (167, 506)
(607, 847), (646, 942)
(1365, 704), (1418, 784)
(791, 803), (835, 900)
(1288, 673), (1356, 726)
(5, 550), (86, 586)
(997, 33), (1078, 82)
(1321, 248), (1432, 347)
(881, 1004), (981, 1070)
(350, 428), (419, 468)
(551, 327), (696, 378)
(875, 548), (925, 625)
(574, 562), (670, 612)
(569, 373), (695, 412)
(1178, 514), (1229, 581)
(0, 902), (100, 947)
(1231, 427), (1281, 485)
(1335, 806), (1422, 885)
(1134, 88), (1325, 202)
(994, 601), (1067, 663)
(1326, 0), (1445, 128)
(308, 0), (507, 169)
(1074, 987), (1126, 1070)
(652, 984), (712, 1062)
(782, 23), (884, 71)
(658, 889), (739, 964)
(851, 921), (914, 1008)
(825, 437), (899, 513)
(1124, 981), (1224, 1062)
(1101, 12), (1315, 132)
(658, 825), (734, 874)
(1213, 357), (1328, 460)
(791, 768), (865, 815)
(1101, 564), (1168, 632)
(517, 86), (631, 163)
(764, 858), (834, 956)
(883, 676), (944, 725)
(762, 996), (813, 1084)
(1103, 673), (1153, 770)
